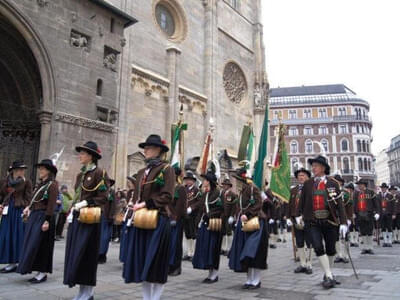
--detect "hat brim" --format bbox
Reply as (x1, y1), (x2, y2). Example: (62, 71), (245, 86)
(356, 180), (368, 186)
(201, 173), (217, 183)
(294, 169), (311, 178)
(76, 146), (102, 159)
(183, 176), (196, 181)
(222, 182), (233, 187)
(308, 158), (330, 175)
(380, 185), (389, 188)
(109, 179), (115, 187)
(138, 142), (169, 153)
(35, 163), (58, 175)
(127, 176), (136, 183)
(8, 165), (28, 171)
(232, 173), (247, 182)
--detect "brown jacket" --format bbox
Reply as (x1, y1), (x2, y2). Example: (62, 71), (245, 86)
(198, 187), (224, 218)
(287, 185), (302, 218)
(185, 185), (202, 212)
(74, 166), (109, 208)
(376, 192), (395, 215)
(239, 183), (266, 220)
(298, 176), (346, 225)
(395, 193), (400, 214)
(134, 162), (175, 216)
(223, 189), (238, 218)
(0, 177), (32, 208)
(353, 189), (379, 215)
(169, 184), (187, 221)
(30, 179), (59, 220)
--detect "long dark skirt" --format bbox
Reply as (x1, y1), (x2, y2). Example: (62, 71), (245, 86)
(63, 211), (101, 287)
(183, 215), (197, 239)
(119, 221), (128, 263)
(17, 210), (55, 274)
(169, 220), (183, 272)
(123, 215), (171, 284)
(99, 215), (112, 256)
(0, 197), (25, 264)
(228, 219), (268, 272)
(192, 222), (223, 270)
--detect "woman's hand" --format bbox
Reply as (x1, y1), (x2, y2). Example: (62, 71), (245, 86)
(133, 202), (146, 211)
(241, 214), (248, 222)
(42, 220), (49, 232)
(23, 207), (30, 217)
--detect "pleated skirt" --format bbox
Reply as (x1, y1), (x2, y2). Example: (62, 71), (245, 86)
(123, 215), (171, 284)
(63, 211), (101, 287)
(17, 210), (55, 274)
(169, 220), (183, 271)
(99, 215), (112, 256)
(192, 222), (223, 270)
(0, 198), (25, 264)
(119, 221), (128, 263)
(228, 219), (268, 272)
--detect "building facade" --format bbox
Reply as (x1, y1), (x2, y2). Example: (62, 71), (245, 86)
(375, 148), (390, 186)
(268, 84), (374, 185)
(0, 0), (269, 187)
(387, 135), (400, 186)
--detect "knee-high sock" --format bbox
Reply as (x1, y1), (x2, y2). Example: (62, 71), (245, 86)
(368, 235), (374, 250)
(319, 254), (333, 279)
(222, 235), (228, 252)
(188, 239), (194, 257)
(142, 282), (152, 300)
(361, 236), (367, 250)
(270, 234), (276, 245)
(35, 272), (46, 280)
(298, 247), (306, 267)
(80, 285), (94, 300)
(246, 269), (252, 285)
(328, 255), (335, 269)
(252, 268), (261, 285)
(227, 235), (233, 251)
(306, 247), (313, 268)
(388, 232), (393, 244)
(335, 241), (341, 258)
(208, 269), (218, 280)
(72, 285), (84, 300)
(5, 263), (17, 270)
(341, 240), (348, 259)
(152, 283), (164, 300)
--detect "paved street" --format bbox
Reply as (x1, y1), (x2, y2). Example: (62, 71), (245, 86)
(1, 238), (400, 300)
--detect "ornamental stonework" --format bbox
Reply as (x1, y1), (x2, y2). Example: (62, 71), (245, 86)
(223, 62), (247, 104)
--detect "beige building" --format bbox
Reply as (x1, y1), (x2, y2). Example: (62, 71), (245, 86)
(375, 148), (390, 186)
(268, 84), (374, 185)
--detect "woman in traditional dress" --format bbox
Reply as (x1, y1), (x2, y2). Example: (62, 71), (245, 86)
(119, 175), (135, 262)
(63, 141), (109, 300)
(228, 168), (268, 290)
(122, 134), (174, 300)
(17, 159), (59, 283)
(192, 171), (224, 283)
(0, 160), (32, 273)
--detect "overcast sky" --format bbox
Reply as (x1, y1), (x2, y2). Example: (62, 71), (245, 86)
(262, 0), (400, 155)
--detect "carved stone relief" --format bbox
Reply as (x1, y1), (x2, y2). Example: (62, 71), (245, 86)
(223, 62), (247, 104)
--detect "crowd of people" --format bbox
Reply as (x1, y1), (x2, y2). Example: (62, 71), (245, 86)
(0, 135), (399, 300)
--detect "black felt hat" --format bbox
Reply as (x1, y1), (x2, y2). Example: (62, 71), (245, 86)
(345, 183), (355, 190)
(333, 174), (345, 184)
(294, 168), (311, 179)
(356, 179), (369, 187)
(35, 159), (58, 175)
(389, 185), (397, 191)
(76, 141), (102, 160)
(138, 134), (169, 153)
(221, 178), (233, 187)
(232, 167), (248, 183)
(380, 183), (389, 189)
(8, 160), (28, 172)
(183, 171), (196, 181)
(308, 155), (330, 175)
(201, 171), (218, 184)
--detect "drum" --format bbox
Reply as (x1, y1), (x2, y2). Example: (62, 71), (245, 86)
(78, 207), (102, 224)
(242, 216), (260, 232)
(207, 218), (222, 232)
(133, 208), (158, 230)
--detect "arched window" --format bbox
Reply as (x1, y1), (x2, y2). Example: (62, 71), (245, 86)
(366, 142), (370, 153)
(357, 140), (361, 152)
(358, 158), (363, 171)
(96, 79), (103, 96)
(290, 140), (298, 154)
(292, 158), (299, 174)
(343, 157), (350, 173)
(364, 158), (368, 171)
(305, 140), (313, 153)
(362, 141), (366, 152)
(341, 139), (349, 152)
(321, 139), (329, 153)
(368, 159), (371, 171)
(356, 125), (360, 133)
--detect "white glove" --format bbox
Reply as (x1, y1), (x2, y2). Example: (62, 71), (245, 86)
(228, 216), (234, 225)
(286, 219), (292, 227)
(67, 213), (73, 223)
(74, 200), (88, 211)
(269, 219), (275, 224)
(295, 216), (303, 225)
(347, 219), (352, 227)
(339, 224), (348, 239)
(374, 213), (380, 221)
(186, 207), (192, 215)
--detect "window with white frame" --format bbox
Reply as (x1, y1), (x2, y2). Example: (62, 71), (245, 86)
(304, 126), (313, 135)
(341, 138), (349, 151)
(289, 109), (297, 119)
(273, 110), (280, 120)
(318, 108), (327, 118)
(321, 139), (329, 153)
(289, 127), (298, 136)
(291, 158), (299, 173)
(319, 126), (328, 135)
(338, 107), (346, 116)
(290, 141), (298, 154)
(305, 140), (313, 153)
(304, 109), (312, 119)
(343, 157), (350, 172)
(339, 124), (347, 134)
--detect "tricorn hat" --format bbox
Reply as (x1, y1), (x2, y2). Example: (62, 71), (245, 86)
(35, 159), (58, 175)
(8, 160), (28, 172)
(356, 178), (368, 187)
(138, 134), (169, 153)
(221, 178), (233, 187)
(294, 168), (311, 179)
(183, 171), (196, 181)
(380, 183), (389, 189)
(308, 155), (330, 175)
(76, 141), (102, 160)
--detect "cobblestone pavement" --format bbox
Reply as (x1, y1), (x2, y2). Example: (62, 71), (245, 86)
(1, 238), (400, 300)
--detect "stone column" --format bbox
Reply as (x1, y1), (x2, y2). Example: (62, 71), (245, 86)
(37, 110), (53, 160)
(166, 45), (181, 142)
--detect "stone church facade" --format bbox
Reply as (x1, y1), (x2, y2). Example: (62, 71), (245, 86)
(0, 0), (268, 187)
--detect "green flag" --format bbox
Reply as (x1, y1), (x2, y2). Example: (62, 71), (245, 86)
(270, 124), (291, 202)
(238, 125), (252, 162)
(253, 106), (269, 189)
(170, 123), (187, 169)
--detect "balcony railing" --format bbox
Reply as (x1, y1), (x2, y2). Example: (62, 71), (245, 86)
(270, 114), (372, 125)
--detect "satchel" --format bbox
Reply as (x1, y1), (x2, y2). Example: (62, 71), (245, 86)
(207, 218), (222, 231)
(78, 207), (102, 224)
(134, 208), (158, 230)
(242, 216), (260, 232)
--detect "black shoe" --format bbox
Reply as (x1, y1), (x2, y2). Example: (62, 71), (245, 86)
(182, 255), (190, 261)
(342, 258), (349, 264)
(322, 277), (335, 289)
(248, 282), (261, 290)
(28, 277), (37, 282)
(283, 239), (287, 243)
(98, 254), (107, 264)
(388, 243), (393, 247)
(31, 275), (47, 284)
(354, 243), (359, 247)
(169, 267), (181, 276)
(305, 267), (313, 275)
(0, 265), (17, 273)
(367, 249), (374, 254)
(277, 238), (282, 242)
(202, 276), (218, 284)
(361, 249), (368, 254)
(270, 244), (277, 249)
(334, 257), (343, 263)
(88, 297), (94, 300)
(294, 266), (307, 273)
(242, 284), (251, 289)
(350, 243), (355, 247)
(382, 243), (387, 247)
(295, 257), (300, 262)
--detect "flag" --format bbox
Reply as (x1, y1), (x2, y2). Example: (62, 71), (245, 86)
(269, 123), (291, 203)
(196, 133), (211, 175)
(238, 124), (252, 162)
(170, 122), (187, 169)
(253, 106), (269, 189)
